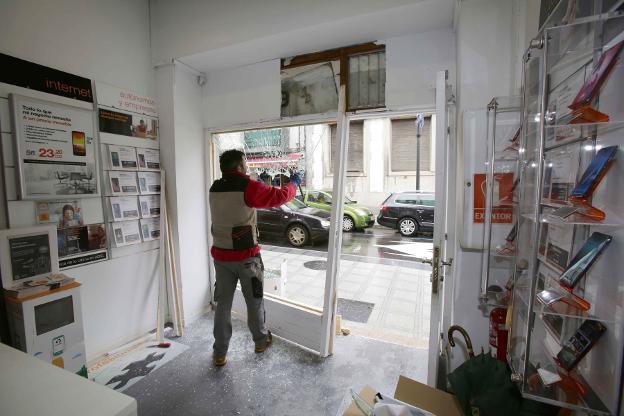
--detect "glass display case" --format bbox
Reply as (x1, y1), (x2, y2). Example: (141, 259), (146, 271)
(480, 96), (522, 308)
(508, 13), (624, 415)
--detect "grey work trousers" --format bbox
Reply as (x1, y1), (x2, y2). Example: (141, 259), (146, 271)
(213, 254), (268, 357)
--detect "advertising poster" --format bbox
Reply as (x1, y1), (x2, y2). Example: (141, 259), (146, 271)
(108, 145), (138, 170)
(9, 234), (52, 280)
(11, 95), (99, 199)
(110, 196), (140, 221)
(109, 171), (138, 195)
(96, 82), (158, 142)
(473, 172), (514, 224)
(111, 220), (141, 247)
(36, 200), (83, 227)
(139, 195), (160, 218)
(57, 224), (106, 258)
(137, 148), (160, 170)
(140, 218), (161, 241)
(138, 172), (161, 194)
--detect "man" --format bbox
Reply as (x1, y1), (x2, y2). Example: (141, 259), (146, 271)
(209, 149), (301, 366)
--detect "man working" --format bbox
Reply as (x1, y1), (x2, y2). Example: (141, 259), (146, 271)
(209, 149), (301, 366)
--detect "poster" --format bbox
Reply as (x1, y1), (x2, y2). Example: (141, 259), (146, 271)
(281, 61), (339, 117)
(96, 82), (158, 142)
(11, 95), (99, 199)
(108, 145), (138, 170)
(109, 171), (138, 195)
(8, 234), (52, 280)
(57, 224), (107, 258)
(111, 220), (141, 247)
(543, 146), (581, 203)
(136, 148), (160, 170)
(110, 196), (140, 221)
(140, 218), (161, 241)
(137, 172), (161, 194)
(139, 195), (160, 218)
(36, 200), (83, 227)
(473, 173), (514, 224)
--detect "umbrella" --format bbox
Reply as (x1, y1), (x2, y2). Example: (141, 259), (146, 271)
(446, 326), (559, 416)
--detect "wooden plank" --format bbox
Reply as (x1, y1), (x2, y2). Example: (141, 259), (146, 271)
(281, 43), (384, 70)
(232, 290), (323, 353)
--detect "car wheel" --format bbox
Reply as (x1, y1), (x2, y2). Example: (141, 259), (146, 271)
(286, 224), (309, 247)
(398, 217), (418, 237)
(342, 215), (355, 232)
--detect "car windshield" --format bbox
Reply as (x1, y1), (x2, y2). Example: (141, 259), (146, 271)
(285, 198), (307, 210)
(325, 192), (353, 204)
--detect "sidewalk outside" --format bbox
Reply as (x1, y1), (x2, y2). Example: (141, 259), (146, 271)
(261, 245), (432, 348)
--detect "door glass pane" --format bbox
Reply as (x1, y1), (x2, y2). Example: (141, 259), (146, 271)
(337, 117), (434, 361)
(211, 125), (330, 308)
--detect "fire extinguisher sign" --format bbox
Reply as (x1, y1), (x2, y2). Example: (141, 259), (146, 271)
(473, 173), (514, 224)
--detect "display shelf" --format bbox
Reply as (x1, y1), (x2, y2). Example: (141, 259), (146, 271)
(509, 12), (624, 415)
(480, 95), (521, 306)
(545, 120), (624, 150)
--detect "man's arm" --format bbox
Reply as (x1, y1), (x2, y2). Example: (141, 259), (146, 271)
(244, 180), (297, 208)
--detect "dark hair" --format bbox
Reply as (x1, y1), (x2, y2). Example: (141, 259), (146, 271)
(220, 149), (245, 172)
(62, 204), (74, 214)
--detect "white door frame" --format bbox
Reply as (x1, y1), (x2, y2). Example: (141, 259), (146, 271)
(204, 73), (455, 367)
(426, 70), (457, 385)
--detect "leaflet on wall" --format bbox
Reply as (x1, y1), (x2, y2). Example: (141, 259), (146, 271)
(139, 195), (160, 218)
(547, 64), (588, 126)
(542, 145), (581, 203)
(138, 172), (161, 194)
(36, 200), (83, 227)
(109, 171), (138, 195)
(136, 148), (160, 170)
(538, 210), (574, 270)
(10, 94), (99, 199)
(108, 145), (138, 170)
(96, 82), (158, 142)
(140, 218), (161, 242)
(109, 196), (140, 221)
(111, 220), (141, 247)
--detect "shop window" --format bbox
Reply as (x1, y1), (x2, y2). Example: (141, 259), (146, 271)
(391, 117), (432, 172)
(348, 51), (386, 110)
(329, 121), (364, 173)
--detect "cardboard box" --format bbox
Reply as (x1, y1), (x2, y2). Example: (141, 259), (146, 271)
(342, 376), (462, 416)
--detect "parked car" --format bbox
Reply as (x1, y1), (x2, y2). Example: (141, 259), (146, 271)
(296, 190), (375, 232)
(377, 192), (435, 237)
(257, 198), (330, 247)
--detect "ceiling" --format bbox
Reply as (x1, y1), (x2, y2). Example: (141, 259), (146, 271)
(150, 0), (456, 72)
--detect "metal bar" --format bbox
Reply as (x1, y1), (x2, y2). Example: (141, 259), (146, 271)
(480, 100), (497, 302)
(521, 32), (549, 384)
(319, 84), (349, 357)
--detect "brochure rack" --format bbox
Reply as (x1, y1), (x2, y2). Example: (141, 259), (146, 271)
(479, 96), (522, 308)
(508, 13), (624, 415)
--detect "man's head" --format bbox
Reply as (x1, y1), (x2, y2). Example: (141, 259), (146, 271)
(220, 149), (247, 174)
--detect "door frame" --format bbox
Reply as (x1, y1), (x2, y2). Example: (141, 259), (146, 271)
(204, 72), (455, 373)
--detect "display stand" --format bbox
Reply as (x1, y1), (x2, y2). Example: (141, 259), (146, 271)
(508, 13), (624, 416)
(479, 96), (522, 308)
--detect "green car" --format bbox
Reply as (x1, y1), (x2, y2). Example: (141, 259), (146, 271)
(296, 190), (375, 232)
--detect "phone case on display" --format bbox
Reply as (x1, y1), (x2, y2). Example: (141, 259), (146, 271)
(559, 232), (612, 289)
(556, 320), (606, 371)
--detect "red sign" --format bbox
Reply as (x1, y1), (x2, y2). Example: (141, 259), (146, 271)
(473, 173), (514, 224)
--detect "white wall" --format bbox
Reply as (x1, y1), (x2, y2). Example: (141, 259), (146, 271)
(0, 0), (158, 360)
(0, 0), (153, 97)
(448, 0), (522, 371)
(156, 64), (210, 324)
(202, 28), (455, 129)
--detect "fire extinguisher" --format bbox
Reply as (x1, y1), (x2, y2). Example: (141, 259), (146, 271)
(489, 307), (509, 362)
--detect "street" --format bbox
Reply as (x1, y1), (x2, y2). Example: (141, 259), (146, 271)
(260, 224), (434, 264)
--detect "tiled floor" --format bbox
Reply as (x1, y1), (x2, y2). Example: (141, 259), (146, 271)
(261, 245), (432, 348)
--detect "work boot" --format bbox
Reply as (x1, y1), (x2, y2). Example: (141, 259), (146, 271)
(213, 355), (227, 367)
(254, 331), (272, 353)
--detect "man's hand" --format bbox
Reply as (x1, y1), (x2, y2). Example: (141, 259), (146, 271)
(289, 171), (302, 187)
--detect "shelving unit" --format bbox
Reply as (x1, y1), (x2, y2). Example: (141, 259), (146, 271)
(479, 95), (522, 308)
(508, 12), (624, 416)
